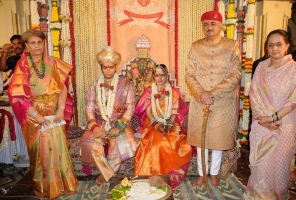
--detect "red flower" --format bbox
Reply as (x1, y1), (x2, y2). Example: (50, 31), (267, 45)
(154, 94), (161, 99)
(109, 86), (114, 90)
(100, 83), (106, 87)
(165, 91), (170, 96)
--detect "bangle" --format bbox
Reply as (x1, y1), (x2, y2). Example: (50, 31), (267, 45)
(31, 111), (38, 118)
(271, 115), (274, 123)
(275, 112), (279, 121)
(58, 106), (65, 110)
(90, 124), (99, 132)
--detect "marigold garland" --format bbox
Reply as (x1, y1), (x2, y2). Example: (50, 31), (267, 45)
(238, 0), (255, 145)
(225, 0), (236, 39)
(50, 0), (61, 58)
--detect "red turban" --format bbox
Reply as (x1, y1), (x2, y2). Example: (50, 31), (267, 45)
(201, 11), (222, 22)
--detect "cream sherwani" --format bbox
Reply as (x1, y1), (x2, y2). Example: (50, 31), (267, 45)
(186, 37), (241, 150)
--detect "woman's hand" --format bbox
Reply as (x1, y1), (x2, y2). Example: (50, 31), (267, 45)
(35, 114), (46, 125)
(55, 108), (65, 121)
(257, 116), (279, 130)
(93, 127), (106, 138)
(109, 127), (120, 138)
(267, 123), (280, 131)
(257, 116), (272, 127)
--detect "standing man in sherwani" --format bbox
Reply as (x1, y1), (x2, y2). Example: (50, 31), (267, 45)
(185, 10), (241, 188)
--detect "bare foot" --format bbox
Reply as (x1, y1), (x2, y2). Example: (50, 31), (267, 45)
(210, 175), (220, 187)
(95, 175), (106, 185)
(290, 171), (296, 181)
(193, 176), (204, 188)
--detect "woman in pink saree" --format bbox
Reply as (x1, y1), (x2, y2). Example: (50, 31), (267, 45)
(244, 30), (296, 199)
(8, 29), (78, 199)
(80, 47), (138, 185)
(134, 64), (192, 189)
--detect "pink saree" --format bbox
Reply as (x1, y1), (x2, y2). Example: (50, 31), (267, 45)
(244, 55), (296, 199)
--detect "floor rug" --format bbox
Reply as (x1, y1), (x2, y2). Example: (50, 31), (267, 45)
(0, 164), (28, 190)
(173, 174), (245, 200)
(57, 180), (109, 200)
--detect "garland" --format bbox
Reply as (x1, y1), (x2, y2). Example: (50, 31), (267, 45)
(96, 73), (119, 131)
(0, 109), (17, 159)
(49, 0), (62, 58)
(225, 0), (236, 40)
(238, 0), (255, 146)
(218, 0), (225, 37)
(30, 0), (40, 30)
(59, 0), (72, 64)
(151, 83), (173, 125)
(177, 1), (213, 100)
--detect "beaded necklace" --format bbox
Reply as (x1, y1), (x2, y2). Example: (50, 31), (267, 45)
(29, 53), (45, 79)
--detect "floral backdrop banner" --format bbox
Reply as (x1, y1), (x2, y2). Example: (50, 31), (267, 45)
(109, 0), (176, 72)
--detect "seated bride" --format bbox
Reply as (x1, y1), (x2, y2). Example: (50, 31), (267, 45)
(134, 64), (192, 189)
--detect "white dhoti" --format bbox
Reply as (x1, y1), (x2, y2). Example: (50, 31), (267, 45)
(197, 148), (222, 176)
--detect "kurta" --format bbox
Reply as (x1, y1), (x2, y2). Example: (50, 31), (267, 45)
(80, 76), (138, 182)
(244, 55), (296, 199)
(134, 86), (192, 188)
(186, 37), (241, 150)
(8, 53), (78, 199)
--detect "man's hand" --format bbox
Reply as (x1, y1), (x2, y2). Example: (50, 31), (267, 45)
(2, 43), (12, 53)
(93, 127), (106, 138)
(200, 91), (214, 105)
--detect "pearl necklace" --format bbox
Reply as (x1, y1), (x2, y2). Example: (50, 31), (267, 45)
(96, 73), (119, 131)
(151, 83), (172, 125)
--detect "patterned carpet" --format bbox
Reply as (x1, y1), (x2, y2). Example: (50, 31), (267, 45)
(0, 164), (28, 194)
(174, 174), (245, 200)
(2, 171), (244, 200)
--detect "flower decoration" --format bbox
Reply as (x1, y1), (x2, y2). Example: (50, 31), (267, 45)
(154, 94), (161, 99)
(100, 83), (114, 91)
(164, 91), (170, 96)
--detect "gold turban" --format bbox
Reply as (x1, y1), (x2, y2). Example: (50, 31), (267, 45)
(97, 46), (121, 65)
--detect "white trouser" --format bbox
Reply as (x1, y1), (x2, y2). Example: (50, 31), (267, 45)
(197, 148), (222, 176)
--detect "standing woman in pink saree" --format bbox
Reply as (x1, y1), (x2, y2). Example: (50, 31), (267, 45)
(8, 29), (78, 199)
(80, 47), (138, 185)
(134, 64), (192, 189)
(244, 29), (296, 199)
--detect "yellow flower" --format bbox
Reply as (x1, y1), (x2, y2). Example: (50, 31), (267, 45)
(32, 24), (40, 30)
(51, 0), (59, 22)
(248, 0), (256, 4)
(227, 3), (235, 18)
(226, 24), (235, 39)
